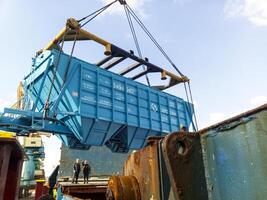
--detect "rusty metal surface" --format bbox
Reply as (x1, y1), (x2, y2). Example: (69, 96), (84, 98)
(58, 177), (108, 200)
(117, 133), (208, 200)
(161, 132), (208, 200)
(201, 108), (267, 200)
(107, 175), (140, 200)
(122, 138), (161, 199)
(0, 138), (27, 200)
(106, 104), (267, 200)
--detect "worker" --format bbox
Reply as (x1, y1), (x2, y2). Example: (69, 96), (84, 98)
(180, 125), (187, 132)
(72, 159), (81, 184)
(82, 160), (91, 184)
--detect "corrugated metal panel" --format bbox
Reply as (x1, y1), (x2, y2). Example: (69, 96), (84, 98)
(59, 143), (129, 176)
(24, 50), (193, 150)
(201, 106), (267, 200)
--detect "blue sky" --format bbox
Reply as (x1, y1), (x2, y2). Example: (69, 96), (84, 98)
(0, 0), (266, 174)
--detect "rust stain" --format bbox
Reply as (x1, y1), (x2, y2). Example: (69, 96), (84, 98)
(108, 132), (208, 200)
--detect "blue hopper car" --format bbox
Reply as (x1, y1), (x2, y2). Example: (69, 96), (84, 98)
(0, 20), (194, 152)
(21, 50), (193, 152)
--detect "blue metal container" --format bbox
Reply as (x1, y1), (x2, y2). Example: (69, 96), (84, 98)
(201, 105), (267, 200)
(23, 50), (193, 151)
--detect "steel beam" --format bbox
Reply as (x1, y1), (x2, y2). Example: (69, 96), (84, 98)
(103, 57), (127, 70)
(41, 18), (188, 86)
(96, 55), (115, 66)
(119, 62), (142, 76)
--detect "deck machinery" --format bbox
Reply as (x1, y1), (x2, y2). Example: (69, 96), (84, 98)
(0, 18), (194, 153)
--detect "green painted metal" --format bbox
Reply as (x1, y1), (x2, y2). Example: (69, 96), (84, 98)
(201, 106), (267, 200)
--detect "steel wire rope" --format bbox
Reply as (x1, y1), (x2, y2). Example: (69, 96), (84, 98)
(28, 62), (35, 110)
(123, 5), (151, 86)
(46, 0), (117, 116)
(62, 30), (78, 85)
(79, 0), (118, 28)
(183, 82), (196, 131)
(45, 28), (68, 114)
(51, 29), (79, 118)
(79, 0), (151, 85)
(45, 0), (199, 130)
(126, 4), (184, 77)
(125, 2), (199, 130)
(78, 0), (118, 22)
(188, 81), (198, 130)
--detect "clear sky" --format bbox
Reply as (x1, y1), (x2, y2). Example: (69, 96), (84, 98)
(0, 0), (266, 175)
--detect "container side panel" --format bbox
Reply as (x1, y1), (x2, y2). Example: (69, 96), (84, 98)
(201, 110), (267, 200)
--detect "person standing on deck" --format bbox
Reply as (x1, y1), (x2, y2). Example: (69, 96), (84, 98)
(72, 159), (81, 184)
(82, 160), (91, 184)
